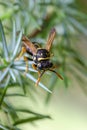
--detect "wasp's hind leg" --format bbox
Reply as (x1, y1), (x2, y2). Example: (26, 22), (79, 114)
(24, 56), (29, 74)
(15, 46), (26, 61)
(15, 46), (29, 74)
(23, 56), (33, 74)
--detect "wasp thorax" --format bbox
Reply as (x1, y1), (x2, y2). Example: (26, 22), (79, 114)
(33, 49), (50, 63)
(36, 49), (50, 61)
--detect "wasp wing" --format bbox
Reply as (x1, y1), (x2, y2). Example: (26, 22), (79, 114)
(22, 36), (37, 55)
(45, 28), (56, 52)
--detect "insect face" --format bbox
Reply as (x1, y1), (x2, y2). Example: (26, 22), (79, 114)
(33, 48), (53, 70)
(37, 60), (53, 70)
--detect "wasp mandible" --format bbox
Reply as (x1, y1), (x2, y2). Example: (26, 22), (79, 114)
(17, 28), (63, 86)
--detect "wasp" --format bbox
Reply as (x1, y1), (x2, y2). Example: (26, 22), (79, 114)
(17, 28), (63, 86)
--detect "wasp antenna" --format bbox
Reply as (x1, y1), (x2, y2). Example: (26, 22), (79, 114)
(49, 69), (63, 80)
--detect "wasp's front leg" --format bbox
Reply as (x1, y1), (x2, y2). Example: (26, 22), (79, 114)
(36, 70), (45, 86)
(32, 64), (40, 76)
(32, 64), (42, 86)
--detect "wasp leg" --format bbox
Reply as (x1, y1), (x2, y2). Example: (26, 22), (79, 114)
(35, 70), (45, 86)
(32, 64), (45, 86)
(24, 56), (29, 74)
(15, 47), (26, 61)
(32, 64), (37, 70)
(32, 64), (41, 75)
(32, 63), (41, 79)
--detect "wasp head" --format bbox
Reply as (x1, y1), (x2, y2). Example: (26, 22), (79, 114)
(33, 48), (53, 70)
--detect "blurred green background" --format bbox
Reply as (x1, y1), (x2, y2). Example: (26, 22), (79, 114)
(0, 0), (87, 130)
